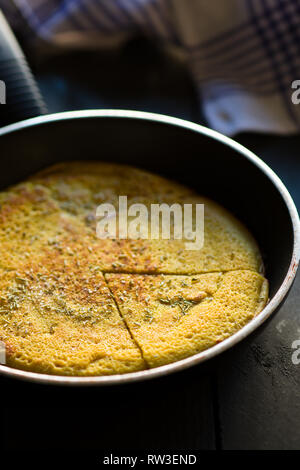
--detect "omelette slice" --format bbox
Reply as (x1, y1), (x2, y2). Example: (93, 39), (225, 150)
(106, 271), (268, 368)
(0, 256), (145, 376)
(30, 161), (262, 274)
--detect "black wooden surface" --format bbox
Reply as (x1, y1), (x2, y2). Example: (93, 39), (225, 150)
(2, 38), (300, 451)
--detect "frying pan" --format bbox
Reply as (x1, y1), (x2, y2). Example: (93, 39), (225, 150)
(0, 13), (298, 386)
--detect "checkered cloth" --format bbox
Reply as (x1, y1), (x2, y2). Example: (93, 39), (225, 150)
(1, 0), (300, 136)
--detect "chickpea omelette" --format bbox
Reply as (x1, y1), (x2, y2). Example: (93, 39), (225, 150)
(0, 162), (268, 375)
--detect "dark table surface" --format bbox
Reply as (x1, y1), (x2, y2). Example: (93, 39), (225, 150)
(2, 38), (300, 452)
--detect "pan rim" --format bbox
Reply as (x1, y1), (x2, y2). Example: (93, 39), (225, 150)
(0, 109), (299, 386)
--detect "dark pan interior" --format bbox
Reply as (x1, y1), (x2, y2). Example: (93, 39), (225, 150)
(0, 116), (294, 298)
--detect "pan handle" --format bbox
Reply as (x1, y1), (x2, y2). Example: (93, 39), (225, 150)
(0, 9), (47, 127)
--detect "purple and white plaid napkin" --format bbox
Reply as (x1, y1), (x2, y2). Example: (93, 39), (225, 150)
(1, 0), (300, 136)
